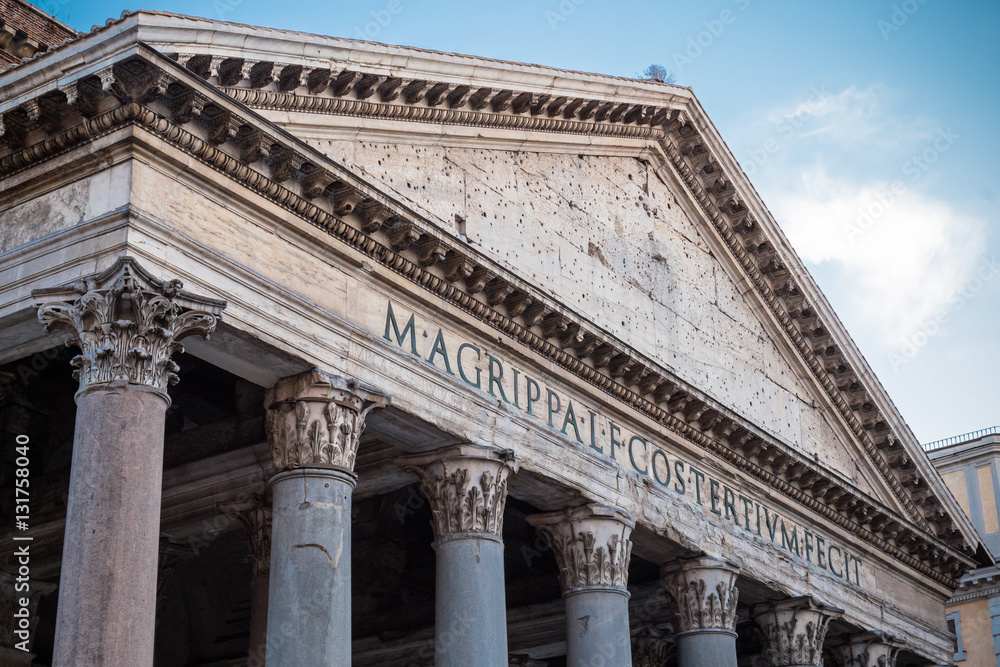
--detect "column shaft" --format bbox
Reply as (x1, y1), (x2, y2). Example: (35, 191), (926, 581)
(52, 387), (167, 665)
(435, 537), (507, 664)
(266, 469), (354, 665)
(676, 633), (735, 667)
(564, 588), (631, 666)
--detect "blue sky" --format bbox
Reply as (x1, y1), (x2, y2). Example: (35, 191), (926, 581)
(38, 0), (999, 443)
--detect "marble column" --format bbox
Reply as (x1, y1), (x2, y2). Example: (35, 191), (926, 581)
(0, 571), (57, 667)
(828, 632), (902, 667)
(528, 504), (635, 667)
(32, 257), (225, 667)
(395, 444), (520, 667)
(753, 596), (844, 667)
(661, 556), (740, 667)
(264, 369), (389, 666)
(218, 494), (272, 667)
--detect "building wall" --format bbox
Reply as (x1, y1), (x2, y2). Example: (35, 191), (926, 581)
(945, 469), (973, 518)
(0, 0), (75, 66)
(931, 436), (1000, 666)
(935, 447), (1000, 555)
(949, 598), (994, 666)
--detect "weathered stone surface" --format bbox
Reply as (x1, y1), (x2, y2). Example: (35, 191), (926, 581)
(266, 469), (355, 667)
(529, 505), (635, 667)
(51, 386), (168, 667)
(304, 141), (866, 486)
(265, 369), (389, 473)
(34, 257), (224, 391)
(753, 596), (844, 667)
(827, 632), (902, 667)
(395, 444), (519, 667)
(661, 556), (740, 667)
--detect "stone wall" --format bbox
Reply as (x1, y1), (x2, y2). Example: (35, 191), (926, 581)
(304, 138), (876, 494)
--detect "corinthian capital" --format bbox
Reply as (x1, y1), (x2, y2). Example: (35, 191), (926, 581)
(661, 556), (740, 636)
(753, 596), (843, 667)
(828, 632), (902, 667)
(528, 503), (634, 593)
(395, 444), (519, 542)
(32, 257), (225, 392)
(265, 369), (390, 473)
(631, 625), (673, 667)
(218, 494), (273, 579)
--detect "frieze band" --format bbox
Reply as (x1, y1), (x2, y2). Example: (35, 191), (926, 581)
(382, 298), (868, 589)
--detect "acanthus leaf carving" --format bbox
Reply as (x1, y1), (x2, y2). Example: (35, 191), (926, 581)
(395, 444), (518, 542)
(631, 625), (673, 667)
(753, 596), (843, 667)
(528, 504), (634, 593)
(661, 556), (740, 635)
(828, 632), (903, 667)
(218, 493), (273, 579)
(265, 369), (390, 473)
(32, 257), (225, 392)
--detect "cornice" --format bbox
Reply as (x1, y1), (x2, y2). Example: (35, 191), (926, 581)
(0, 47), (980, 585)
(144, 50), (949, 537)
(149, 47), (975, 548)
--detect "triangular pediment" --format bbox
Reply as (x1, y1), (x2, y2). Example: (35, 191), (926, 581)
(0, 13), (988, 579)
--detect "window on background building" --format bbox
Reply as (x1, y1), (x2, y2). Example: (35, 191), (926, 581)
(947, 611), (966, 661)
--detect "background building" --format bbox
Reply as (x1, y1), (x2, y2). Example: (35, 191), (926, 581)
(927, 427), (1000, 667)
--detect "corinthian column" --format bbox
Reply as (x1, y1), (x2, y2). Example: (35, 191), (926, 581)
(218, 494), (272, 667)
(33, 257), (225, 667)
(753, 596), (843, 667)
(661, 556), (740, 667)
(828, 632), (902, 667)
(528, 504), (635, 667)
(395, 444), (519, 667)
(264, 369), (389, 666)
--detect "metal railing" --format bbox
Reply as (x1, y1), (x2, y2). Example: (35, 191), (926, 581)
(922, 426), (1000, 453)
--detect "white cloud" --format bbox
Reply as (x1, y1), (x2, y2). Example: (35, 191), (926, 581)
(772, 166), (987, 345)
(764, 85), (936, 150)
